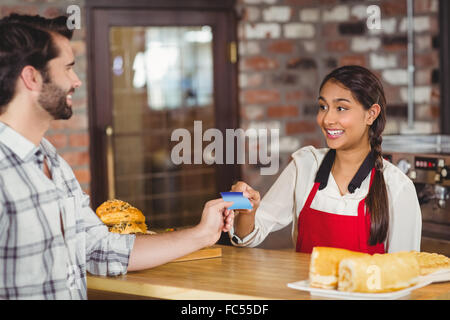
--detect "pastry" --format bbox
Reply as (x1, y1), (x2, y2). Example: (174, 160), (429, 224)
(96, 199), (147, 234)
(337, 252), (420, 293)
(410, 251), (450, 275)
(309, 247), (368, 289)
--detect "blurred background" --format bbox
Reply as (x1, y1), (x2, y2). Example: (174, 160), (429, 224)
(2, 0), (448, 253)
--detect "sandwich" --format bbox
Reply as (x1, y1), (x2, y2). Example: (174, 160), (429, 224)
(96, 199), (148, 234)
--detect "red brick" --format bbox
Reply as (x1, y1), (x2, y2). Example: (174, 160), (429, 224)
(61, 150), (90, 167)
(243, 90), (281, 104)
(415, 69), (432, 85)
(381, 2), (407, 16)
(414, 0), (437, 14)
(285, 0), (316, 5)
(73, 168), (91, 185)
(431, 86), (440, 105)
(339, 55), (366, 67)
(285, 90), (309, 102)
(383, 43), (407, 52)
(326, 39), (349, 52)
(319, 0), (338, 5)
(384, 86), (402, 103)
(248, 74), (264, 87)
(69, 133), (89, 147)
(244, 56), (279, 71)
(382, 36), (408, 52)
(430, 105), (440, 119)
(321, 23), (338, 37)
(267, 105), (299, 118)
(268, 41), (295, 54)
(286, 0), (337, 5)
(42, 7), (65, 19)
(430, 17), (439, 34)
(287, 57), (316, 69)
(50, 113), (88, 131)
(397, 52), (408, 68)
(45, 133), (68, 149)
(286, 120), (317, 135)
(1, 6), (39, 17)
(414, 52), (439, 68)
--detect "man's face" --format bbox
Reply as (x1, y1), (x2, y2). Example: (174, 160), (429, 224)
(38, 34), (82, 120)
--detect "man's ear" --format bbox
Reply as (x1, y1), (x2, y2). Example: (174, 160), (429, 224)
(19, 66), (43, 92)
(366, 103), (381, 125)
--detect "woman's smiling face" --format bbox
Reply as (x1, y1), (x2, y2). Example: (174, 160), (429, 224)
(316, 79), (375, 151)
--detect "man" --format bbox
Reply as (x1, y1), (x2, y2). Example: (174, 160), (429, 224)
(0, 14), (234, 299)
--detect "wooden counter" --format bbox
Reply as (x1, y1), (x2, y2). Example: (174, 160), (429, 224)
(87, 245), (450, 300)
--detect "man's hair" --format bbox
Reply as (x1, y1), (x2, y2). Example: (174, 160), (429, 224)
(0, 14), (73, 111)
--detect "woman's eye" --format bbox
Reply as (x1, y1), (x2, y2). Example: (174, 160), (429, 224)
(318, 105), (327, 111)
(337, 106), (347, 111)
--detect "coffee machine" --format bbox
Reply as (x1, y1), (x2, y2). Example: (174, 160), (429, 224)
(382, 135), (450, 256)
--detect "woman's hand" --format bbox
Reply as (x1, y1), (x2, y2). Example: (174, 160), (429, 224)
(230, 181), (259, 240)
(231, 181), (261, 215)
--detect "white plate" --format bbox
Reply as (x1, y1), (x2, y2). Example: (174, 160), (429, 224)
(287, 279), (433, 300)
(419, 269), (450, 283)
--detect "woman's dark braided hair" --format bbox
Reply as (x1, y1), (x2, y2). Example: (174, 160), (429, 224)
(319, 65), (388, 246)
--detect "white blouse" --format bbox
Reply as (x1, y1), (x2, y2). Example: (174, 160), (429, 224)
(229, 146), (422, 253)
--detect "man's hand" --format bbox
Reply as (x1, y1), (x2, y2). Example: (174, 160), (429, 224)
(128, 198), (234, 271)
(196, 199), (234, 247)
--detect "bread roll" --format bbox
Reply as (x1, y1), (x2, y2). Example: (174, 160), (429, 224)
(337, 252), (420, 293)
(108, 221), (147, 234)
(96, 199), (147, 234)
(309, 247), (368, 289)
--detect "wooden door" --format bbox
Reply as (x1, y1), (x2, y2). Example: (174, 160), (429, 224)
(86, 1), (239, 231)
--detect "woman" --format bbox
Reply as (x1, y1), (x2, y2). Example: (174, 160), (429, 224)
(229, 65), (421, 253)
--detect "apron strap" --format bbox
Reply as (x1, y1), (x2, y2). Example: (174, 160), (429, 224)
(304, 182), (320, 209)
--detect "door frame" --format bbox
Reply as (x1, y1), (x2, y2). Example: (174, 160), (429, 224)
(85, 0), (240, 209)
(439, 0), (450, 133)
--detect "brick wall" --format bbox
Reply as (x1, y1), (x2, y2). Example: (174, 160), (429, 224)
(0, 0), (441, 197)
(237, 0), (440, 193)
(0, 0), (90, 194)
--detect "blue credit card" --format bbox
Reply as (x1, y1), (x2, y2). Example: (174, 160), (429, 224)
(220, 192), (253, 210)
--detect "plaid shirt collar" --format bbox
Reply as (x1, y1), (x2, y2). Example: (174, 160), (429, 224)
(0, 121), (59, 166)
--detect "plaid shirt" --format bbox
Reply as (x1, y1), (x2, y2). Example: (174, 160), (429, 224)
(0, 121), (135, 299)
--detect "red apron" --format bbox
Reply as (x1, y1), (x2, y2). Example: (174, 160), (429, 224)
(295, 167), (385, 254)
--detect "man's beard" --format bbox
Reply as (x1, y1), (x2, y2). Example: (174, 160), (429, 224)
(38, 80), (73, 120)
